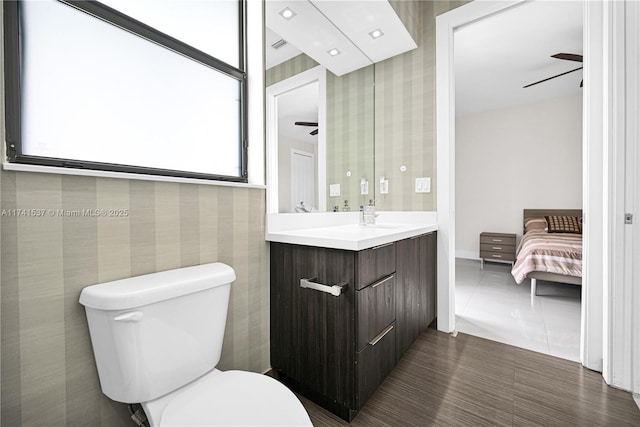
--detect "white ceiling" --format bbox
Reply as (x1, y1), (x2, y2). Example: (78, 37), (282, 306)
(265, 0), (416, 76)
(455, 1), (583, 117)
(266, 27), (302, 69)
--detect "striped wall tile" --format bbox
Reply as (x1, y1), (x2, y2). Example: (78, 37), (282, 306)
(16, 172), (66, 426)
(61, 176), (101, 427)
(265, 54), (319, 87)
(1, 171), (22, 427)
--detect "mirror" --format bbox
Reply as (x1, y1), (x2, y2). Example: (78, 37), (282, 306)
(266, 58), (375, 214)
(265, 1), (420, 215)
(325, 65), (375, 213)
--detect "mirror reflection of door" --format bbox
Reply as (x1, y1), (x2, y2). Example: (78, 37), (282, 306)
(291, 149), (315, 212)
(277, 82), (319, 212)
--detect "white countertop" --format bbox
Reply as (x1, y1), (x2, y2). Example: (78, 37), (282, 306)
(266, 212), (438, 250)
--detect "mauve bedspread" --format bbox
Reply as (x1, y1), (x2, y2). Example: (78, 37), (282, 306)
(511, 231), (582, 284)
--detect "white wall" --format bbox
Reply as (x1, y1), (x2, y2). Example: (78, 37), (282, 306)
(455, 94), (583, 258)
(277, 136), (318, 212)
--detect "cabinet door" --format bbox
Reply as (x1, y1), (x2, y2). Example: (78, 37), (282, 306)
(270, 243), (356, 413)
(395, 236), (422, 357)
(420, 232), (437, 329)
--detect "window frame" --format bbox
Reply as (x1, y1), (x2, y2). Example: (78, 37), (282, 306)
(3, 0), (249, 183)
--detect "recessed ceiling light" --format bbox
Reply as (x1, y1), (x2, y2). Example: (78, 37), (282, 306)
(279, 7), (296, 20)
(327, 48), (341, 57)
(369, 29), (384, 39)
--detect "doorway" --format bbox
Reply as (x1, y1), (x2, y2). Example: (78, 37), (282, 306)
(291, 149), (316, 212)
(266, 65), (327, 214)
(436, 0), (605, 373)
(452, 1), (583, 361)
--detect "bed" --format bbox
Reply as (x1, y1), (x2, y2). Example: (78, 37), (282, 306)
(511, 209), (583, 297)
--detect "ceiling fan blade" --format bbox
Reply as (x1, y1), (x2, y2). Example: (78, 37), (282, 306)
(310, 129), (318, 136)
(294, 121), (318, 127)
(523, 66), (583, 88)
(551, 53), (583, 62)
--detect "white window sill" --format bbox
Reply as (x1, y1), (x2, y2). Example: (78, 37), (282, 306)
(2, 163), (266, 190)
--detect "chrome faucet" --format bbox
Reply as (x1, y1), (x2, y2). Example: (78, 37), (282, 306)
(294, 202), (311, 213)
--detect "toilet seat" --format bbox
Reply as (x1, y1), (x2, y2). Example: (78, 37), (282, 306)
(157, 370), (312, 426)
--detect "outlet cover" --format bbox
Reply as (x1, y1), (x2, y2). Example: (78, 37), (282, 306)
(330, 184), (341, 197)
(415, 177), (431, 193)
(360, 180), (369, 195)
(380, 179), (389, 194)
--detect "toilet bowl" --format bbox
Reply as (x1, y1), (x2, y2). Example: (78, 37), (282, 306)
(79, 263), (311, 426)
(143, 370), (311, 427)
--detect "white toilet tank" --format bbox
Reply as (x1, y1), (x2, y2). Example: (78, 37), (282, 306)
(79, 263), (236, 404)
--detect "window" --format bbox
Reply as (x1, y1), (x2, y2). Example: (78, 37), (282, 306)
(4, 0), (247, 182)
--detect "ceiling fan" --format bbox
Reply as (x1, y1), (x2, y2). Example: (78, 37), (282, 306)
(523, 53), (583, 88)
(295, 121), (318, 136)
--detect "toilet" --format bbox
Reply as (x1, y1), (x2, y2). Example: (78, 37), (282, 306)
(79, 263), (312, 427)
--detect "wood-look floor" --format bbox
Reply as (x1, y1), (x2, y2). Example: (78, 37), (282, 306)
(299, 329), (640, 426)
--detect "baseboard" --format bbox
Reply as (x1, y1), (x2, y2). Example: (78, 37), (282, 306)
(455, 250), (480, 260)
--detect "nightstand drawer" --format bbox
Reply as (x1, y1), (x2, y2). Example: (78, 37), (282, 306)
(479, 251), (516, 262)
(480, 234), (516, 246)
(480, 243), (515, 254)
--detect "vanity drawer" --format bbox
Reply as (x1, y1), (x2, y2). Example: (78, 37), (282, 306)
(356, 274), (395, 351)
(356, 321), (396, 409)
(356, 242), (396, 290)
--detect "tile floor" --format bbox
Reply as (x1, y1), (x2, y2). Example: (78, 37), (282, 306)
(455, 258), (582, 362)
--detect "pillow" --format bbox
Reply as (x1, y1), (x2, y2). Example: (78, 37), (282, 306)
(545, 215), (582, 234)
(524, 217), (548, 233)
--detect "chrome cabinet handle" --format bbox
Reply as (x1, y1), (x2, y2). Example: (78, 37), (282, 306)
(300, 278), (346, 297)
(491, 239), (503, 242)
(369, 324), (394, 346)
(492, 254), (503, 258)
(492, 246), (502, 250)
(371, 274), (394, 289)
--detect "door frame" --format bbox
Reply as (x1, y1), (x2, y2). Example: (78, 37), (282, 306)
(435, 0), (605, 373)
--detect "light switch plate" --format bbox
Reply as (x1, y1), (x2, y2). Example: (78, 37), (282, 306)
(330, 184), (340, 197)
(415, 177), (431, 193)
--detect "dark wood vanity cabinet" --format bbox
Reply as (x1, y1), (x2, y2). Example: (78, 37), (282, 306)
(270, 232), (436, 422)
(395, 232), (437, 357)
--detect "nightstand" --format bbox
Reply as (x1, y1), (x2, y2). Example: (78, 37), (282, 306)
(479, 232), (516, 269)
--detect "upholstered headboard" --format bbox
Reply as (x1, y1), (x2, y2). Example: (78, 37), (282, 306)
(523, 209), (582, 234)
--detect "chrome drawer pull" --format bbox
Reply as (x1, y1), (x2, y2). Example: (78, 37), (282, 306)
(371, 274), (394, 289)
(492, 254), (503, 258)
(491, 239), (503, 242)
(300, 278), (346, 297)
(369, 324), (394, 346)
(492, 246), (502, 250)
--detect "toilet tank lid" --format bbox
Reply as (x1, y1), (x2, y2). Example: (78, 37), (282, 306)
(79, 263), (235, 310)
